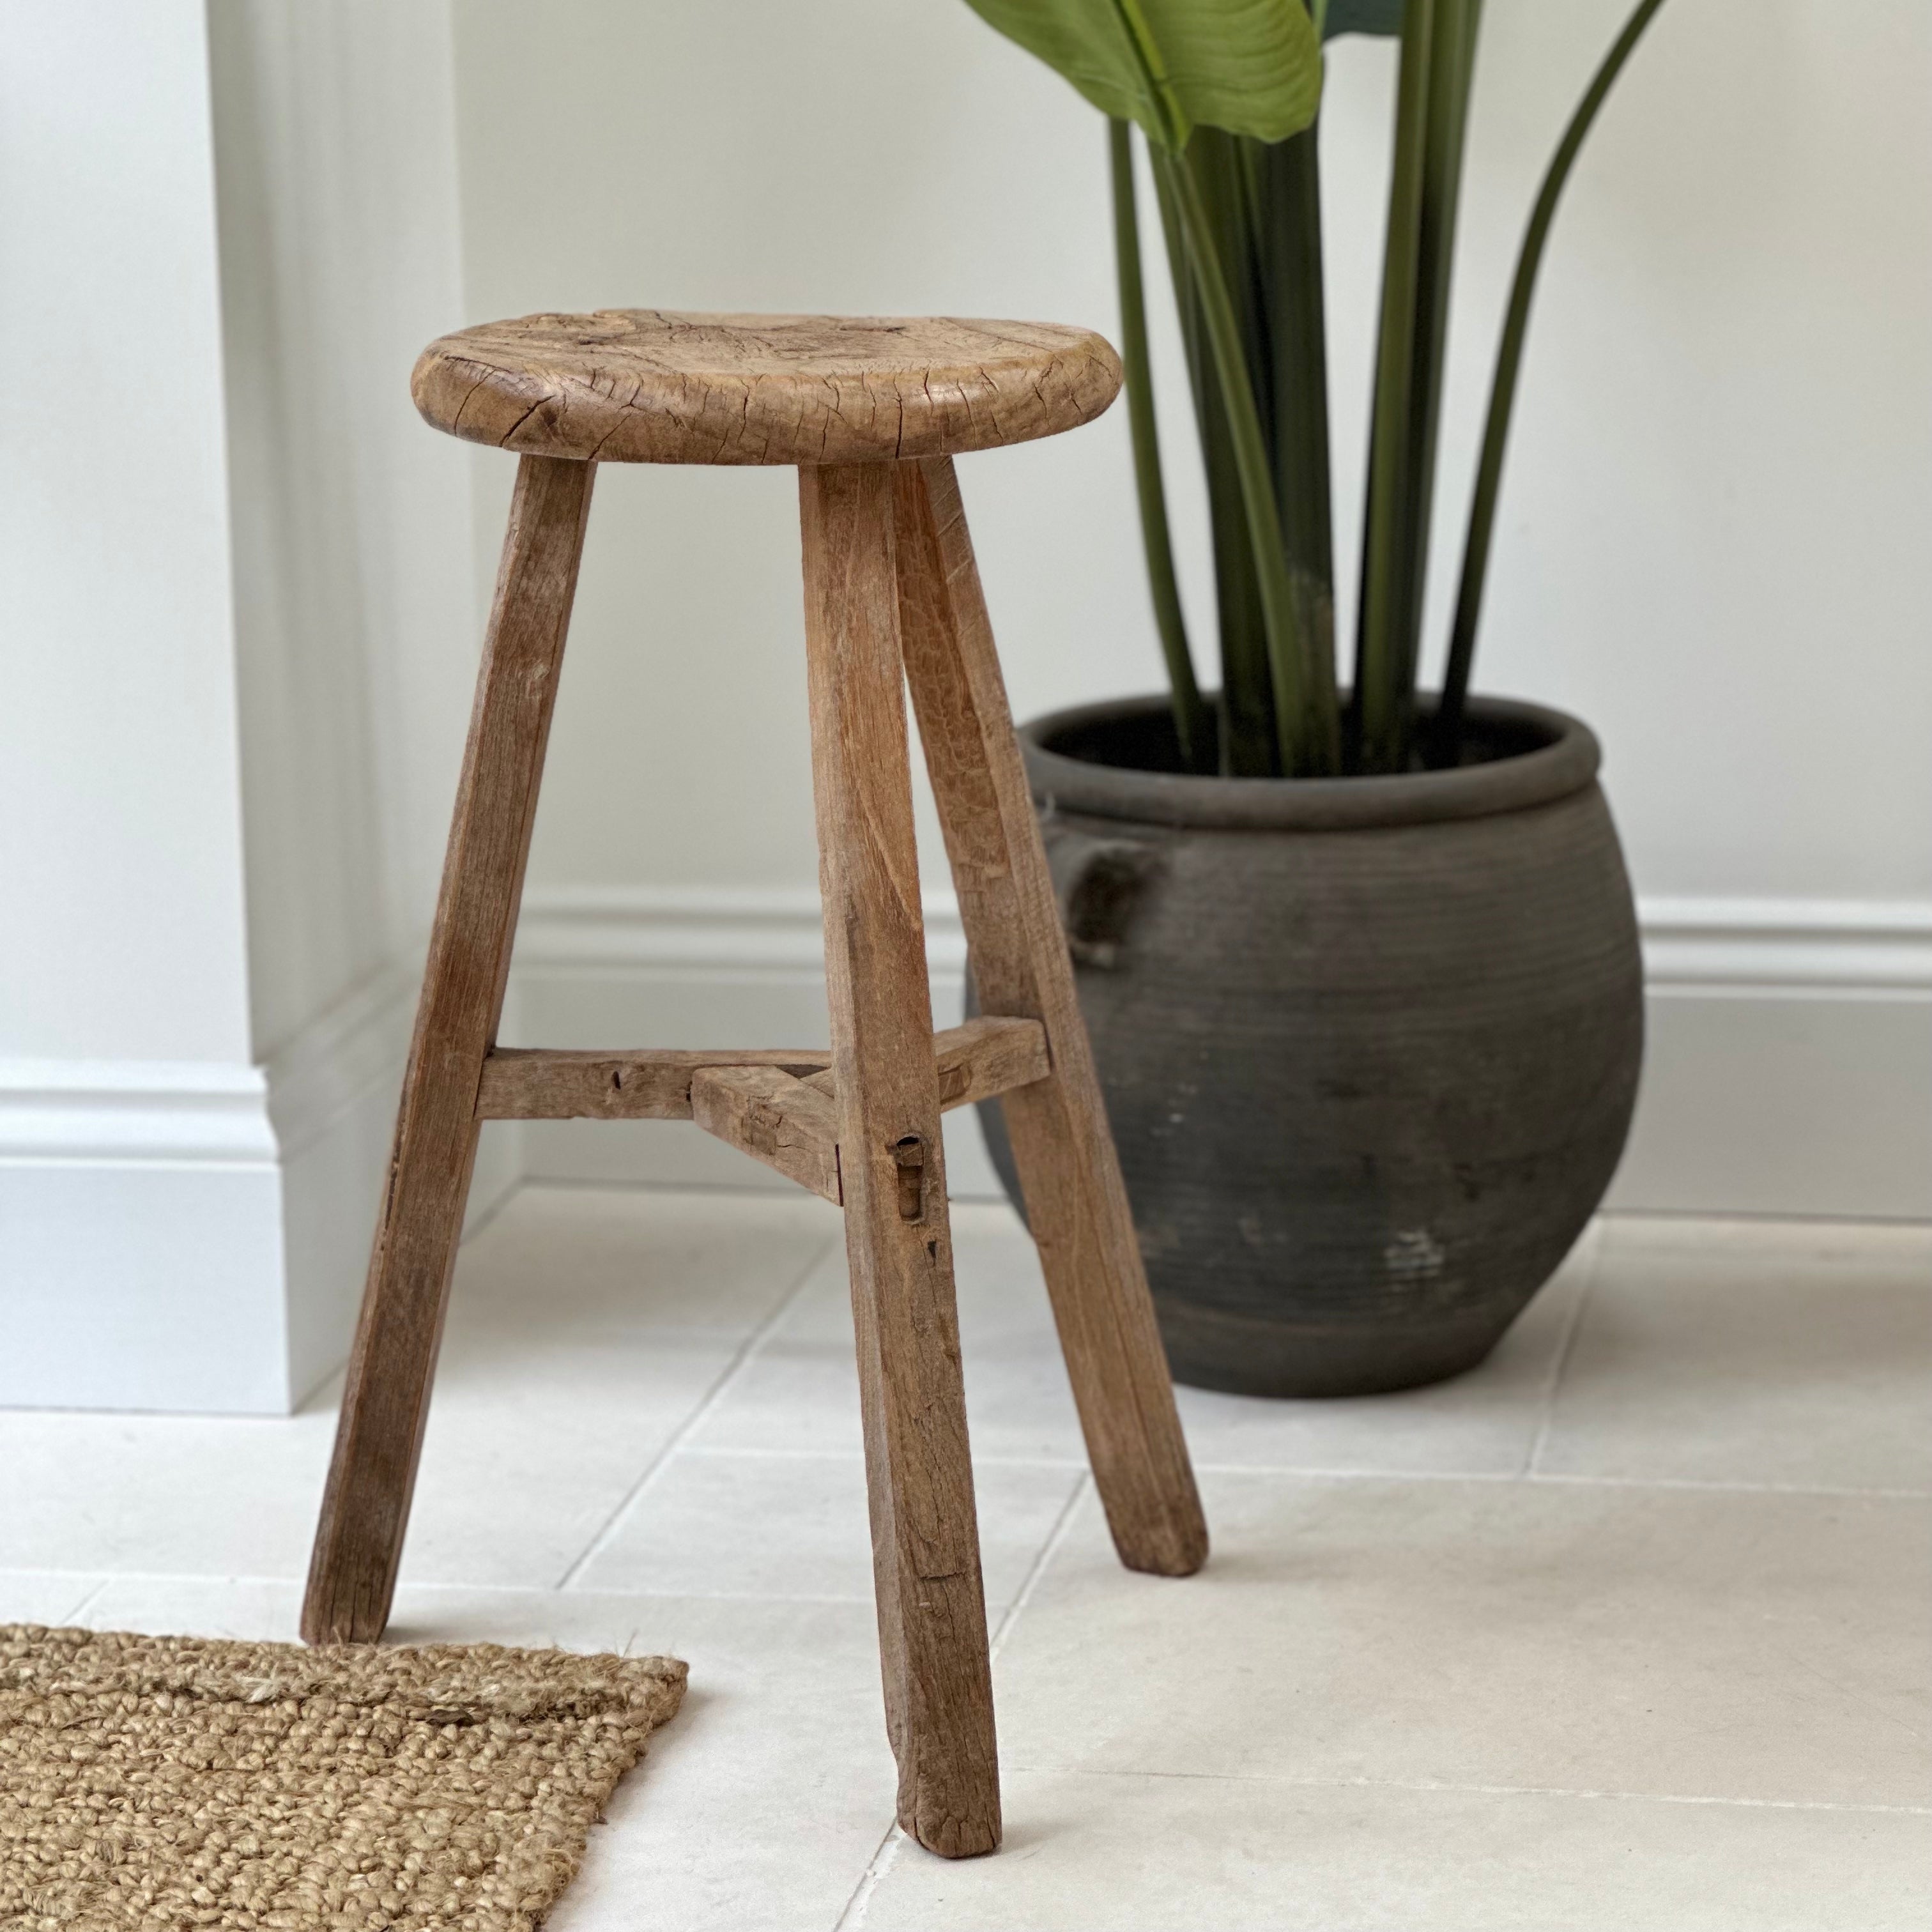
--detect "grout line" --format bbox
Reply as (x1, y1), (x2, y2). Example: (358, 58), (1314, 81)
(0, 1567), (894, 1611)
(1521, 1230), (1602, 1476)
(666, 1443), (1087, 1471)
(0, 1566), (124, 1582)
(558, 1441), (1930, 1503)
(423, 1581), (877, 1609)
(1526, 1470), (1932, 1501)
(999, 1764), (1932, 1816)
(45, 1434), (1929, 1615)
(831, 1820), (905, 1932)
(57, 1578), (109, 1624)
(552, 1228), (844, 1591)
(989, 1470), (1090, 1657)
(1596, 1204), (1932, 1233)
(1185, 1463), (1932, 1500)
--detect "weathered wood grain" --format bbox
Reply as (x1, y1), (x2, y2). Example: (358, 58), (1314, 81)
(302, 455), (595, 1648)
(682, 1017), (1049, 1200)
(477, 1046), (832, 1120)
(793, 1014), (1048, 1113)
(894, 455), (1209, 1581)
(473, 1017), (1046, 1125)
(688, 1063), (844, 1204)
(412, 311), (1121, 468)
(801, 460), (1000, 1859)
(933, 1014), (1049, 1106)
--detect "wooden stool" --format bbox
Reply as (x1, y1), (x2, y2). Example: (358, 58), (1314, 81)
(302, 311), (1208, 1859)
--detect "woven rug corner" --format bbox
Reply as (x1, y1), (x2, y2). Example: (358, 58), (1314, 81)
(0, 1622), (687, 1929)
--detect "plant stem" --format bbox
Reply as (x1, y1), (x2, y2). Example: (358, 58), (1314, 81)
(1155, 142), (1341, 776)
(1149, 153), (1274, 775)
(1354, 0), (1439, 771)
(1260, 126), (1340, 765)
(1109, 119), (1211, 770)
(1184, 132), (1281, 774)
(1404, 0), (1482, 686)
(1354, 0), (1482, 773)
(1430, 0), (1669, 766)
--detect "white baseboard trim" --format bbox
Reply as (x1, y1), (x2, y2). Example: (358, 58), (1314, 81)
(512, 885), (1932, 1222)
(0, 962), (424, 1414)
(512, 883), (967, 977)
(0, 1057), (277, 1164)
(516, 885), (1932, 998)
(264, 965), (418, 1410)
(508, 885), (995, 1197)
(1639, 898), (1932, 997)
(15, 888), (1924, 1415)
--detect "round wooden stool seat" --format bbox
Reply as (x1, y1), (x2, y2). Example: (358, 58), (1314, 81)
(410, 310), (1121, 467)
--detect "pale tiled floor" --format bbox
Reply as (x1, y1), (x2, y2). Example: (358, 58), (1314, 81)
(3, 1186), (1928, 1929)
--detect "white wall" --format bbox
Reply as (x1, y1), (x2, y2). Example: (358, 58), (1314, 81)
(4, 0), (1924, 1414)
(0, 1), (492, 1413)
(1, 1), (253, 1067)
(0, 0), (283, 1411)
(208, 0), (512, 1398)
(450, 0), (1932, 1217)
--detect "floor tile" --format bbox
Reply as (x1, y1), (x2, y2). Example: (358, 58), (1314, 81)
(0, 1335), (739, 1589)
(15, 1187), (1929, 1931)
(859, 1770), (1932, 1932)
(408, 1330), (749, 1587)
(77, 1575), (894, 1932)
(75, 1574), (309, 1643)
(697, 1209), (1601, 1483)
(981, 1471), (1931, 1811)
(0, 1187), (820, 1587)
(1176, 1227), (1598, 1476)
(417, 1188), (838, 1584)
(0, 1401), (337, 1577)
(1540, 1216), (1932, 1491)
(0, 1568), (107, 1627)
(572, 1448), (1084, 1616)
(687, 1205), (1089, 1464)
(454, 1183), (842, 1343)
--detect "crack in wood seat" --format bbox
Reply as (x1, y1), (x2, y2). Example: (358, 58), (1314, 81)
(410, 310), (1122, 466)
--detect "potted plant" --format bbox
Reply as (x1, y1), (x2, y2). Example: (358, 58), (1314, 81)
(959, 0), (1667, 1395)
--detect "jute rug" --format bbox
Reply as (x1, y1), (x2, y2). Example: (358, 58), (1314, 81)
(0, 1623), (687, 1930)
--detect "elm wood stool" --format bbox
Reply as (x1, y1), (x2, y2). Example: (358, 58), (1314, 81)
(302, 311), (1208, 1859)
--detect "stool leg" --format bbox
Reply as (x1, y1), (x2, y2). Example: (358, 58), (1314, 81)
(894, 456), (1209, 1580)
(303, 455), (595, 1646)
(800, 461), (1001, 1859)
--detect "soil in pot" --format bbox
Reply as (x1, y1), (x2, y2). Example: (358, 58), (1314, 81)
(976, 693), (1643, 1399)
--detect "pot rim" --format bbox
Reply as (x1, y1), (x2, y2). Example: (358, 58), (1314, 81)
(1019, 693), (1602, 832)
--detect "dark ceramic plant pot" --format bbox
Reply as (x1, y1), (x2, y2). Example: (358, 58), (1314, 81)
(975, 693), (1643, 1398)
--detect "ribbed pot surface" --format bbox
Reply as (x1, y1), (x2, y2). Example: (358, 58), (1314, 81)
(976, 694), (1644, 1397)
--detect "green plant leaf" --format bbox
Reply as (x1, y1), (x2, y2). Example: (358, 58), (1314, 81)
(960, 0), (1322, 149)
(1322, 0), (1405, 36)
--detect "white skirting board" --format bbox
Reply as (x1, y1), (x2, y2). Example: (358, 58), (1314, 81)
(1608, 900), (1932, 1219)
(6, 891), (1926, 1416)
(508, 887), (1932, 1222)
(0, 964), (521, 1416)
(0, 1073), (291, 1415)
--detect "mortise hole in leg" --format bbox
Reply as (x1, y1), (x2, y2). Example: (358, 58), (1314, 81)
(893, 1134), (927, 1222)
